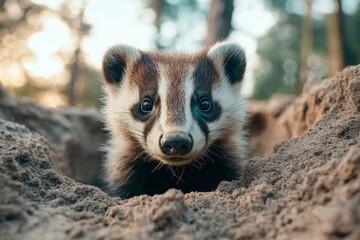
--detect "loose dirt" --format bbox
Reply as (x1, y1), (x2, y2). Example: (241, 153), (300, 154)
(0, 66), (359, 239)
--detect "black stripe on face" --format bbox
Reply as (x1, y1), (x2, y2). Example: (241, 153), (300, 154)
(143, 98), (161, 142)
(191, 55), (222, 140)
(129, 52), (161, 141)
(191, 95), (209, 141)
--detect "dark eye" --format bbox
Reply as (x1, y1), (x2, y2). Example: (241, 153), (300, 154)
(141, 98), (153, 113)
(199, 97), (211, 112)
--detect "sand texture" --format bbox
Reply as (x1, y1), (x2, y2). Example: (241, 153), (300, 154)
(0, 65), (359, 239)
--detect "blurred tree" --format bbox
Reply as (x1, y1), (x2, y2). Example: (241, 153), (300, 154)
(326, 0), (345, 76)
(252, 2), (302, 99)
(299, 0), (313, 93)
(151, 0), (165, 49)
(205, 0), (234, 45)
(57, 0), (92, 106)
(0, 0), (100, 107)
(252, 0), (360, 99)
(344, 1), (360, 67)
(0, 0), (47, 93)
(148, 0), (234, 49)
(146, 0), (207, 49)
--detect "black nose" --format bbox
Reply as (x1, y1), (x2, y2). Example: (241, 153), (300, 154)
(159, 132), (193, 155)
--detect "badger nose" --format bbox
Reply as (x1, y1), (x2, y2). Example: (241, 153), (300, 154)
(159, 132), (193, 155)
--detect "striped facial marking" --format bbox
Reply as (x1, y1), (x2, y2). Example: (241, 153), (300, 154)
(129, 52), (226, 165)
(130, 52), (159, 122)
(128, 52), (162, 144)
(143, 54), (206, 165)
(191, 54), (222, 142)
(148, 53), (193, 129)
(102, 42), (247, 167)
(164, 56), (187, 126)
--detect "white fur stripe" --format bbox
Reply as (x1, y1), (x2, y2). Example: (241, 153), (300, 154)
(158, 65), (169, 129)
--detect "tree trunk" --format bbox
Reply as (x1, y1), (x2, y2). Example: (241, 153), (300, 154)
(67, 2), (88, 106)
(152, 0), (164, 49)
(68, 46), (81, 106)
(205, 0), (234, 46)
(327, 0), (345, 77)
(299, 0), (313, 94)
(0, 0), (6, 10)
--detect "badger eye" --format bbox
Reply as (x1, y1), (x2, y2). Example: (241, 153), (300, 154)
(199, 97), (211, 112)
(141, 98), (153, 113)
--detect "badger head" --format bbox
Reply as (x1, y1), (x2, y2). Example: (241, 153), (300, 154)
(102, 42), (247, 168)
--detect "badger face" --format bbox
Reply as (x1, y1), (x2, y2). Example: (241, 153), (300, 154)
(102, 42), (246, 167)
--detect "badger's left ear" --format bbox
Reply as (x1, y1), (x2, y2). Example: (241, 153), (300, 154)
(102, 44), (141, 86)
(207, 42), (246, 85)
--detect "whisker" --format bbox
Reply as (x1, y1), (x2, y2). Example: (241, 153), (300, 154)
(199, 150), (215, 164)
(187, 164), (196, 173)
(151, 161), (164, 174)
(221, 101), (246, 111)
(190, 157), (205, 170)
(131, 150), (146, 162)
(168, 166), (186, 183)
(176, 166), (186, 184)
(105, 111), (131, 115)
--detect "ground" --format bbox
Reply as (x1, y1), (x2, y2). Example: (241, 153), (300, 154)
(0, 65), (359, 240)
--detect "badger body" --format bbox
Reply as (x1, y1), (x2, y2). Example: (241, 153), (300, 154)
(101, 42), (249, 199)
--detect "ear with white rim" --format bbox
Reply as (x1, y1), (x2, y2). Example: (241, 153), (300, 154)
(207, 42), (246, 85)
(102, 44), (141, 85)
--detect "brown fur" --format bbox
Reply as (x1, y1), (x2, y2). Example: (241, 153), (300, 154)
(102, 42), (248, 199)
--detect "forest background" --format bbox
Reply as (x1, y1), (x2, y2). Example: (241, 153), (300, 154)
(0, 0), (359, 107)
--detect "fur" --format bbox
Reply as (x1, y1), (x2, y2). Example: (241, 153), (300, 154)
(101, 42), (249, 199)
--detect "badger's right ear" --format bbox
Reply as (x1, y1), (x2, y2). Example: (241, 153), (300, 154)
(207, 42), (246, 85)
(102, 45), (140, 85)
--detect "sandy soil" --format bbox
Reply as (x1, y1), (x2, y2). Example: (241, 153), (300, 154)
(0, 92), (106, 184)
(0, 65), (359, 239)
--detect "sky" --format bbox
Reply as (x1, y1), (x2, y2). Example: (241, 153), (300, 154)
(3, 0), (358, 102)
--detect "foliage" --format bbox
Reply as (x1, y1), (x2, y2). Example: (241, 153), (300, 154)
(253, 13), (302, 99)
(147, 0), (207, 49)
(252, 0), (360, 99)
(1, 0), (360, 105)
(0, 0), (99, 107)
(344, 3), (360, 66)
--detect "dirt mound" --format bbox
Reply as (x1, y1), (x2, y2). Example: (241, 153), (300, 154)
(0, 65), (359, 239)
(0, 92), (106, 184)
(249, 65), (360, 157)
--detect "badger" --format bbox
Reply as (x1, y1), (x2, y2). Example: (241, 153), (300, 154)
(101, 41), (248, 199)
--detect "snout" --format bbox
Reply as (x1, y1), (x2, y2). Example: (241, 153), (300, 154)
(159, 132), (193, 156)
